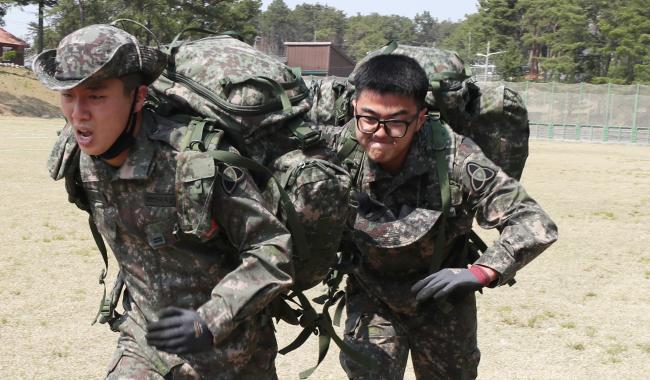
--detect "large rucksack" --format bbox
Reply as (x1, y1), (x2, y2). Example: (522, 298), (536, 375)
(311, 41), (530, 181)
(310, 41), (524, 299)
(52, 27), (368, 378)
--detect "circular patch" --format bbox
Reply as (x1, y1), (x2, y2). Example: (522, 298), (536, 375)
(220, 164), (245, 194)
(466, 162), (496, 192)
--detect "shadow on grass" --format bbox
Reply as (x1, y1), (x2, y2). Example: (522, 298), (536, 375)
(0, 91), (61, 118)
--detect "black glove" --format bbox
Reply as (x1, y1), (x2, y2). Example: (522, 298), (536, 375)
(411, 268), (484, 303)
(146, 307), (213, 354)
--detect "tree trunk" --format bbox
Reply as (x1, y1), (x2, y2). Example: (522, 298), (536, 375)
(38, 0), (44, 53)
(78, 0), (84, 27)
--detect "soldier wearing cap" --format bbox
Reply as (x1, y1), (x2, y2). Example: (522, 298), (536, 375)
(327, 54), (558, 379)
(34, 24), (293, 379)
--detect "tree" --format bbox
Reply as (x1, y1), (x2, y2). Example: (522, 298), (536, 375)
(4, 0), (58, 52)
(598, 0), (650, 83)
(344, 13), (415, 60)
(413, 11), (458, 47)
(258, 0), (291, 55)
(288, 3), (346, 46)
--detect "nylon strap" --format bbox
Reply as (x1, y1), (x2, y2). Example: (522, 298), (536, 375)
(88, 215), (113, 325)
(428, 117), (454, 314)
(382, 40), (399, 54)
(204, 150), (310, 263)
(220, 76), (292, 113)
(286, 118), (322, 149)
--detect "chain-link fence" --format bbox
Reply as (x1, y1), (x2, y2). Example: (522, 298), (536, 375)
(505, 82), (650, 145)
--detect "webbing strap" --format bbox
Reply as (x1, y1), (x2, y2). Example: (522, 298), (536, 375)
(280, 291), (377, 379)
(286, 118), (322, 149)
(88, 215), (112, 325)
(204, 150), (310, 264)
(337, 136), (358, 163)
(428, 118), (454, 314)
(220, 76), (292, 113)
(382, 40), (399, 54)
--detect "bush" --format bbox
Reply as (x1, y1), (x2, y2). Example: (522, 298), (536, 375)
(2, 50), (17, 62)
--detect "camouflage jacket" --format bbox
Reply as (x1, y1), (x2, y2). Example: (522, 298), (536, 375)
(330, 120), (557, 312)
(50, 110), (293, 352)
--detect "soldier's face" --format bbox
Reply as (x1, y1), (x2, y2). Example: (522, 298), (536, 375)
(60, 78), (142, 157)
(354, 90), (426, 174)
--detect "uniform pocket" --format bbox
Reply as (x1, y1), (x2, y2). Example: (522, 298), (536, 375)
(175, 151), (218, 241)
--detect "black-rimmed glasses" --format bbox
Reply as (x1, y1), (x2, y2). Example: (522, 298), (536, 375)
(355, 114), (419, 138)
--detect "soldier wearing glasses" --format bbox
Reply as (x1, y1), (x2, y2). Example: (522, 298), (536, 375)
(325, 54), (557, 379)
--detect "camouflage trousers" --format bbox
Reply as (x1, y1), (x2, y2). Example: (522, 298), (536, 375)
(339, 278), (480, 380)
(105, 313), (279, 380)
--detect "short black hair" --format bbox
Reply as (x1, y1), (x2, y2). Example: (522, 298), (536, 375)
(353, 54), (429, 109)
(120, 73), (145, 96)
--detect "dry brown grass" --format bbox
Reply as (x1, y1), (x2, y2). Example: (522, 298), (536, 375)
(1, 116), (649, 379)
(0, 67), (61, 118)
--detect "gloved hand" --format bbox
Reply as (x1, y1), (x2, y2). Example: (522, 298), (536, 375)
(411, 266), (491, 303)
(146, 307), (213, 354)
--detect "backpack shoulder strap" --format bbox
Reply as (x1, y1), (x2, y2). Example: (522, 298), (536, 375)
(63, 150), (122, 325)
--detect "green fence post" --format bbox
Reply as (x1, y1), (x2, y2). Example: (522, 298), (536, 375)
(524, 80), (530, 105)
(604, 82), (612, 142)
(548, 82), (556, 140)
(576, 82), (584, 140)
(562, 87), (569, 139)
(632, 83), (640, 143)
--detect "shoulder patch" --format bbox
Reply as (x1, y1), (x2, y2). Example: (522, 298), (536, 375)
(219, 164), (245, 195)
(466, 162), (496, 192)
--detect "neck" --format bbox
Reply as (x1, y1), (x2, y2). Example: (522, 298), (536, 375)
(103, 112), (142, 168)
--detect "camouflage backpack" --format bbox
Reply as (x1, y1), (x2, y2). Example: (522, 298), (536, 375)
(312, 40), (530, 181)
(303, 75), (354, 127)
(148, 29), (372, 377)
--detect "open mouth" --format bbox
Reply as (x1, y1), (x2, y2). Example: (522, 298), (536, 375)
(75, 127), (94, 146)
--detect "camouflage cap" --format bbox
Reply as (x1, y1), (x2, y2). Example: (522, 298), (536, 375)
(353, 207), (441, 249)
(33, 24), (167, 91)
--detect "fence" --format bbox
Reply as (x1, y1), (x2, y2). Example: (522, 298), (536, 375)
(504, 82), (650, 145)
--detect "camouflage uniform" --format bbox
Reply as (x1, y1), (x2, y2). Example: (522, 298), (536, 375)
(329, 120), (557, 379)
(37, 25), (294, 379)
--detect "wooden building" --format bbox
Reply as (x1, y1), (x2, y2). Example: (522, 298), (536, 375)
(0, 28), (29, 65)
(284, 42), (355, 77)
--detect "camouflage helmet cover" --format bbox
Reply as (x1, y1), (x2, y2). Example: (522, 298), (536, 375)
(33, 24), (167, 91)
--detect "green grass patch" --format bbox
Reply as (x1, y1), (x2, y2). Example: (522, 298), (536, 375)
(645, 271), (650, 280)
(567, 342), (585, 351)
(527, 311), (556, 328)
(497, 306), (512, 313)
(637, 343), (650, 354)
(606, 344), (627, 356)
(585, 292), (597, 298)
(500, 315), (523, 327)
(561, 321), (576, 329)
(592, 211), (617, 220)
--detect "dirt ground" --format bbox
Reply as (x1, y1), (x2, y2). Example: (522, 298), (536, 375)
(0, 116), (648, 379)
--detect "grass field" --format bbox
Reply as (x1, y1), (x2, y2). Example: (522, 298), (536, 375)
(0, 116), (649, 379)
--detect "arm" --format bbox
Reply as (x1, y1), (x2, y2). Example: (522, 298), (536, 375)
(457, 136), (558, 285)
(195, 161), (294, 345)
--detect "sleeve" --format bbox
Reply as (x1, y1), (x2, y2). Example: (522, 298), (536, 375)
(196, 148), (294, 345)
(453, 136), (558, 285)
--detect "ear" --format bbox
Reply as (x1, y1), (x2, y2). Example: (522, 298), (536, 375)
(351, 98), (357, 113)
(134, 85), (148, 113)
(414, 107), (428, 132)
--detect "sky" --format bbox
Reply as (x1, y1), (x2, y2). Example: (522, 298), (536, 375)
(2, 1), (479, 41)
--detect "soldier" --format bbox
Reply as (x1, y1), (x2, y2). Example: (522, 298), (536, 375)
(329, 54), (558, 379)
(34, 24), (293, 379)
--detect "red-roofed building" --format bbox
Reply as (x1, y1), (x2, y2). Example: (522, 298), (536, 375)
(0, 28), (29, 65)
(284, 42), (355, 77)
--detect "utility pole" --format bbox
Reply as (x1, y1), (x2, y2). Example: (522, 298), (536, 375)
(475, 41), (504, 81)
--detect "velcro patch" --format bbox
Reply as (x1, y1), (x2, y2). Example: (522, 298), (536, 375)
(466, 162), (496, 192)
(219, 164), (245, 195)
(144, 193), (176, 207)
